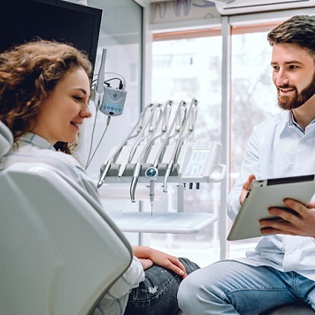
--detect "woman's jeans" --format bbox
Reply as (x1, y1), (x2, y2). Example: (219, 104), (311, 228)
(177, 260), (315, 315)
(124, 257), (199, 315)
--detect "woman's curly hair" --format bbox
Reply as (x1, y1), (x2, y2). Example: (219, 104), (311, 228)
(0, 39), (93, 153)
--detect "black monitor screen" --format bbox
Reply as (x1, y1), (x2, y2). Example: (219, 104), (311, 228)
(1, 0), (102, 67)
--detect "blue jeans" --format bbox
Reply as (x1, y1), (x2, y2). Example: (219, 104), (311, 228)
(124, 257), (199, 315)
(178, 260), (315, 315)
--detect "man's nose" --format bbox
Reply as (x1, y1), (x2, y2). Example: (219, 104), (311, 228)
(275, 69), (289, 87)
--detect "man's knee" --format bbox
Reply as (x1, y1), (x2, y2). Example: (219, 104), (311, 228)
(177, 270), (201, 312)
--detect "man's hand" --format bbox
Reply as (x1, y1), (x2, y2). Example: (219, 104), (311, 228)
(240, 174), (256, 205)
(260, 199), (315, 237)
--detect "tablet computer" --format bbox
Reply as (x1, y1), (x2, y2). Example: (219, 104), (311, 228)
(227, 174), (315, 241)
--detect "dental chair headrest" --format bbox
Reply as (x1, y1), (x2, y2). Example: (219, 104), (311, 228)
(0, 121), (13, 158)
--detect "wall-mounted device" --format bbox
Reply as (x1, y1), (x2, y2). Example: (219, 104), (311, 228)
(99, 86), (127, 116)
(86, 48), (128, 169)
(93, 48), (127, 117)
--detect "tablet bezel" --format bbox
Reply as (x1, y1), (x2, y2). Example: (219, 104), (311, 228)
(227, 174), (315, 241)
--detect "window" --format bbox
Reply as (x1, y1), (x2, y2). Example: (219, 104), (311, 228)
(150, 30), (223, 267)
(230, 23), (281, 183)
(149, 19), (287, 266)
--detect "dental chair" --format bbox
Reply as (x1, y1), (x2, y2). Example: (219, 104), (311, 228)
(0, 121), (133, 315)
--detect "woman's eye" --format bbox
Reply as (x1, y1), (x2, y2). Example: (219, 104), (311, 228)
(73, 96), (83, 102)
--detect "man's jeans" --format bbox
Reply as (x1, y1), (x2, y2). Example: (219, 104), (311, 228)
(124, 257), (199, 315)
(178, 260), (315, 315)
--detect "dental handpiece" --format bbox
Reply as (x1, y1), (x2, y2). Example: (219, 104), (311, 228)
(130, 162), (142, 202)
(97, 160), (111, 188)
(145, 166), (158, 215)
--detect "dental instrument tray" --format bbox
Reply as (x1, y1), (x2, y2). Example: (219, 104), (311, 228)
(109, 211), (217, 234)
(96, 99), (226, 234)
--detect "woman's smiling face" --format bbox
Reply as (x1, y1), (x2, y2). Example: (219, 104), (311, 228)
(32, 67), (91, 145)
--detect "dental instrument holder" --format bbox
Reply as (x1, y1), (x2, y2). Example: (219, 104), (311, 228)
(100, 142), (225, 188)
(97, 99), (226, 233)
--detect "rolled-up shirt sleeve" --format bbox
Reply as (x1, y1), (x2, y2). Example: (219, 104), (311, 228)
(107, 256), (145, 298)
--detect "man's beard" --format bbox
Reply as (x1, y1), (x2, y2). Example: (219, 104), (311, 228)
(277, 73), (315, 110)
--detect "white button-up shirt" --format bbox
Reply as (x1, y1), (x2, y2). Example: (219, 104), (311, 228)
(227, 111), (315, 281)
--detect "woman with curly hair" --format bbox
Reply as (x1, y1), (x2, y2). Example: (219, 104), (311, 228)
(0, 39), (199, 315)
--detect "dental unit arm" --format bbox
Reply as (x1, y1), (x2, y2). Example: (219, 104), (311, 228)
(129, 103), (164, 203)
(97, 103), (154, 188)
(97, 99), (226, 212)
(94, 48), (106, 110)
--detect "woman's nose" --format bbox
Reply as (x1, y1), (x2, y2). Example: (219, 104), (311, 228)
(80, 104), (92, 118)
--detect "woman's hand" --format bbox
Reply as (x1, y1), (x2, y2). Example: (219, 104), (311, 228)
(138, 258), (154, 270)
(132, 246), (187, 278)
(260, 199), (315, 237)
